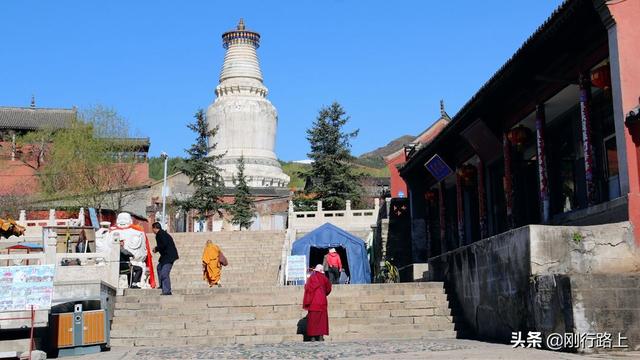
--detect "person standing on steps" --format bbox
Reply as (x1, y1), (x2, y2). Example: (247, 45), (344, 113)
(151, 222), (179, 295)
(303, 264), (332, 341)
(324, 248), (343, 285)
(202, 239), (228, 287)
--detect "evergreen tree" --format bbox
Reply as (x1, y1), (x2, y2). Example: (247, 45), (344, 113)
(306, 102), (362, 210)
(175, 109), (226, 220)
(230, 155), (255, 230)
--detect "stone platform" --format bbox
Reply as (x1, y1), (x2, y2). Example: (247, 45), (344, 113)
(64, 338), (637, 359)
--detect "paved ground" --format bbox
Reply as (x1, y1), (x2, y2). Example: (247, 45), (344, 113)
(64, 339), (637, 359)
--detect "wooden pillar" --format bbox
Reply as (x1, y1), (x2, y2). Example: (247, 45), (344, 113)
(503, 134), (515, 229)
(477, 160), (488, 239)
(579, 72), (596, 206)
(424, 193), (432, 258)
(455, 170), (465, 246)
(438, 182), (446, 252)
(536, 104), (550, 223)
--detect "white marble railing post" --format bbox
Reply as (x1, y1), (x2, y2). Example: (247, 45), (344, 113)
(78, 208), (85, 227)
(18, 210), (27, 227)
(316, 201), (323, 221)
(43, 228), (58, 266)
(108, 234), (121, 287)
(345, 200), (352, 222)
(374, 198), (380, 213)
(48, 209), (56, 226)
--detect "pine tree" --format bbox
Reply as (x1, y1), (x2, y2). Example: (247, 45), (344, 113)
(306, 102), (362, 210)
(230, 155), (255, 230)
(175, 109), (226, 220)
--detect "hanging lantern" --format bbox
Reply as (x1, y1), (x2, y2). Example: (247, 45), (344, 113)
(506, 125), (532, 151)
(591, 64), (611, 91)
(424, 190), (437, 203)
(458, 164), (476, 187)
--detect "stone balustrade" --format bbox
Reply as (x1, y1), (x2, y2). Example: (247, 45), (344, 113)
(287, 199), (380, 232)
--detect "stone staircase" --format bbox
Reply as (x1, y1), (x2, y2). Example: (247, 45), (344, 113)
(109, 231), (456, 346)
(110, 283), (455, 346)
(148, 230), (285, 288)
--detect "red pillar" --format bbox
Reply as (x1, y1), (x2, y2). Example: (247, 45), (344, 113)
(456, 169), (465, 246)
(536, 104), (550, 223)
(503, 134), (515, 229)
(477, 160), (488, 239)
(579, 73), (596, 206)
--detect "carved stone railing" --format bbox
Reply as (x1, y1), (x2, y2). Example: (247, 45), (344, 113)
(288, 199), (380, 232)
(1, 226), (120, 289)
(15, 208), (86, 239)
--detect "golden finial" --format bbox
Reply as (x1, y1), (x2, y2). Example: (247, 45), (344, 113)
(237, 18), (245, 31)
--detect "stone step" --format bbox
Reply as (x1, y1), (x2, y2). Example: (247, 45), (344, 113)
(121, 283), (446, 297)
(111, 314), (448, 331)
(110, 329), (455, 347)
(115, 294), (447, 314)
(110, 322), (453, 340)
(110, 282), (455, 347)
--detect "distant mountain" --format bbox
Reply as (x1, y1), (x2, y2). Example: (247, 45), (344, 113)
(354, 135), (414, 168)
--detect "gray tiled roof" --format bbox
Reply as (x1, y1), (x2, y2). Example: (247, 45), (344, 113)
(0, 107), (77, 131)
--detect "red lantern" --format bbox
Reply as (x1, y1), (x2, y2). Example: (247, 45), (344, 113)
(458, 164), (476, 187)
(506, 125), (532, 151)
(591, 64), (611, 91)
(424, 190), (437, 202)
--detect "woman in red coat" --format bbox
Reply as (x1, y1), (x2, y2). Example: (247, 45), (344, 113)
(303, 264), (332, 341)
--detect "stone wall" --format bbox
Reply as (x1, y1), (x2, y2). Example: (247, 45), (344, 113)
(429, 222), (640, 351)
(429, 226), (532, 340)
(570, 274), (640, 350)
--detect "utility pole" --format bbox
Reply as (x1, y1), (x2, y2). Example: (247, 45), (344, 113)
(160, 151), (169, 230)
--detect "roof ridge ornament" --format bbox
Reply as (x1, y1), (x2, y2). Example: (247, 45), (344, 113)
(440, 99), (451, 120)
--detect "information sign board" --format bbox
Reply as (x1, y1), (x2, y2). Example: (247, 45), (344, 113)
(0, 265), (55, 312)
(285, 255), (307, 284)
(424, 154), (453, 182)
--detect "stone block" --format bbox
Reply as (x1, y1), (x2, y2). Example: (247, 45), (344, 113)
(345, 310), (391, 319)
(390, 308), (434, 317)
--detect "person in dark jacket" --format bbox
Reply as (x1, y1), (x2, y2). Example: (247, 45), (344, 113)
(151, 222), (179, 295)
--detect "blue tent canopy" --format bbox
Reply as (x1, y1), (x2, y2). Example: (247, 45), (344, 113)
(291, 223), (371, 284)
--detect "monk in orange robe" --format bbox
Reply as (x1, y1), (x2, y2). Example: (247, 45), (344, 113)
(202, 240), (225, 287)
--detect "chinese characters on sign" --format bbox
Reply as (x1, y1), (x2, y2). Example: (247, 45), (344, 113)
(424, 154), (453, 182)
(0, 265), (55, 312)
(511, 331), (628, 350)
(286, 255), (307, 284)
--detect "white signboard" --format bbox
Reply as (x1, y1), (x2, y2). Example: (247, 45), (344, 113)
(286, 255), (307, 284)
(0, 265), (55, 312)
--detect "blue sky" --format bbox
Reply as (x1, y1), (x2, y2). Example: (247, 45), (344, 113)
(1, 0), (563, 161)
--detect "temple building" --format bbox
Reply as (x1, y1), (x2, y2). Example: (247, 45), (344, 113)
(206, 19), (290, 188)
(0, 103), (150, 197)
(395, 0), (640, 348)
